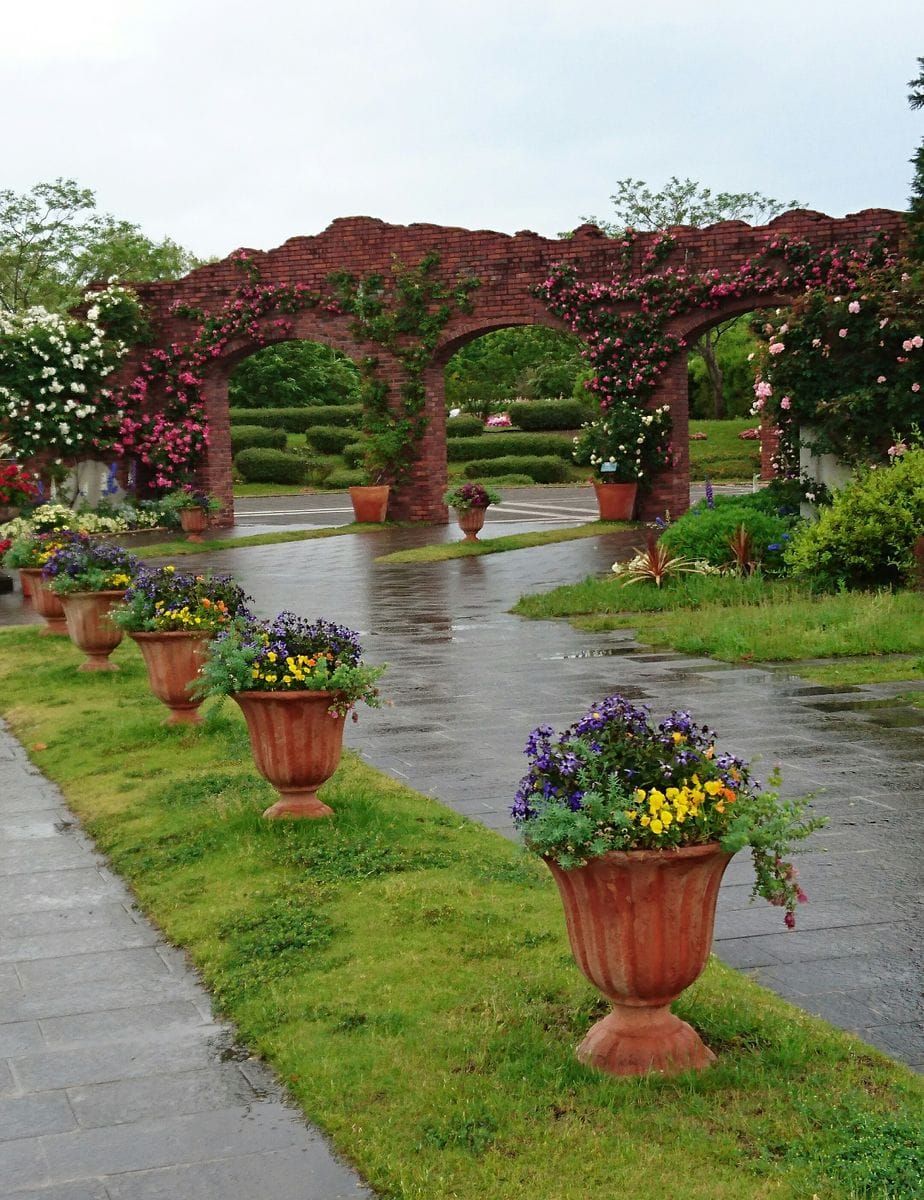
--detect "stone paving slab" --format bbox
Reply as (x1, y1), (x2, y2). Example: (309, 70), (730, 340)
(0, 720), (373, 1198)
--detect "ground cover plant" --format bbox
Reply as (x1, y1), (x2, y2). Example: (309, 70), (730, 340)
(0, 628), (921, 1200)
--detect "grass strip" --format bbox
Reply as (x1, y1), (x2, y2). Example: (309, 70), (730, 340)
(514, 574), (924, 665)
(137, 522), (390, 557)
(376, 522), (630, 563)
(1, 627), (921, 1200)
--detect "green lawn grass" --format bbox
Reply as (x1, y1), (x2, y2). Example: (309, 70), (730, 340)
(513, 575), (924, 666)
(1, 627), (921, 1200)
(376, 522), (629, 563)
(689, 418), (761, 481)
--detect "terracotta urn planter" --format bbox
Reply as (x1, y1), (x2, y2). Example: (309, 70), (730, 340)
(129, 630), (210, 724)
(20, 569), (68, 635)
(546, 842), (732, 1077)
(349, 485), (390, 524)
(592, 481), (638, 521)
(179, 507), (208, 542)
(232, 690), (347, 819)
(60, 590), (126, 671)
(455, 506), (487, 541)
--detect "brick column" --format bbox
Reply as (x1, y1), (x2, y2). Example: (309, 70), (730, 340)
(640, 359), (689, 521)
(199, 376), (235, 526)
(386, 361), (449, 524)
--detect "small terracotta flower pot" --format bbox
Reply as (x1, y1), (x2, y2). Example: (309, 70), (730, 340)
(456, 506), (487, 541)
(349, 485), (390, 524)
(546, 842), (732, 1077)
(233, 689), (347, 819)
(60, 590), (126, 671)
(20, 569), (68, 635)
(592, 481), (638, 521)
(130, 630), (210, 724)
(179, 508), (208, 542)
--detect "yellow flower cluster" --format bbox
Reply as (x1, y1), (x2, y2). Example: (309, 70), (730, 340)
(629, 776), (736, 836)
(251, 651), (333, 688)
(152, 596), (229, 631)
(109, 573), (133, 588)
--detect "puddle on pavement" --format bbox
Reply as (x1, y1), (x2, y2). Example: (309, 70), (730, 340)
(548, 646), (639, 659)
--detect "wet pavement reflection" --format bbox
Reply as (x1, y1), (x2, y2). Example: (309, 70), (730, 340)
(3, 499), (921, 1071)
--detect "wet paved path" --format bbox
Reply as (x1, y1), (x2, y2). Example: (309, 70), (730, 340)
(0, 486), (920, 1194)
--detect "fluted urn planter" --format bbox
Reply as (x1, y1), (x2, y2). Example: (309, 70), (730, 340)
(349, 485), (390, 524)
(60, 590), (126, 671)
(232, 690), (347, 819)
(592, 481), (638, 521)
(179, 507), (208, 542)
(20, 569), (68, 635)
(455, 506), (487, 541)
(129, 631), (210, 724)
(546, 842), (732, 1077)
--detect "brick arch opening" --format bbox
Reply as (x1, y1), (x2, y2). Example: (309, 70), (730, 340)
(119, 210), (905, 524)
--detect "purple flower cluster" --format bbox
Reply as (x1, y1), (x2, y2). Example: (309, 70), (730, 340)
(42, 536), (138, 585)
(242, 611), (364, 668)
(512, 694), (754, 824)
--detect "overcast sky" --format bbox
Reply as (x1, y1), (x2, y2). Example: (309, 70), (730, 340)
(3, 0), (921, 260)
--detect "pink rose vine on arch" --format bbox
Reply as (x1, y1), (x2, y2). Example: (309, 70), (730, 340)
(533, 229), (897, 415)
(109, 251), (327, 491)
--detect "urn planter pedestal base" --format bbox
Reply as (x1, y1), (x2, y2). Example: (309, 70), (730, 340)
(179, 508), (208, 542)
(61, 590), (126, 671)
(455, 507), (487, 541)
(547, 843), (732, 1077)
(130, 631), (210, 724)
(233, 690), (346, 819)
(20, 569), (68, 635)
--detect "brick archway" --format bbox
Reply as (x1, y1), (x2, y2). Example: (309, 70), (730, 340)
(124, 209), (904, 524)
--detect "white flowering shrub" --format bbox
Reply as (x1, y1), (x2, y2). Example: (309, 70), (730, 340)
(0, 283), (145, 459)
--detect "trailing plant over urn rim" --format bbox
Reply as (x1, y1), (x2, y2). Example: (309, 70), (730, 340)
(513, 693), (824, 926)
(443, 482), (501, 511)
(198, 610), (386, 716)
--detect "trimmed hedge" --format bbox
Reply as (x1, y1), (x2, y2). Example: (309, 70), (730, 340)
(342, 442), (365, 469)
(508, 399), (590, 431)
(234, 447), (307, 485)
(448, 432), (574, 463)
(305, 426), (357, 455)
(446, 415), (484, 438)
(462, 456), (570, 484)
(229, 425), (288, 454)
(228, 405), (363, 432)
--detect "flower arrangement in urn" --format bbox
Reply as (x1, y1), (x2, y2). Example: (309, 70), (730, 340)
(42, 536), (138, 671)
(199, 612), (386, 818)
(444, 482), (501, 541)
(112, 565), (252, 725)
(43, 536), (137, 596)
(572, 402), (673, 486)
(161, 486), (220, 541)
(112, 565), (251, 635)
(513, 694), (824, 1077)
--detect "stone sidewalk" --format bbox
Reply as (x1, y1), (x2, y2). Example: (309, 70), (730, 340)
(0, 726), (371, 1198)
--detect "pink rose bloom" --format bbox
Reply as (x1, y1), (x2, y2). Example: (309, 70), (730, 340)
(780, 396), (792, 410)
(838, 329), (848, 338)
(913, 383), (921, 392)
(903, 340), (914, 352)
(769, 341), (785, 355)
(877, 375), (887, 383)
(848, 301), (860, 314)
(913, 335), (924, 349)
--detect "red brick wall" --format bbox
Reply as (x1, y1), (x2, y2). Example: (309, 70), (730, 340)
(116, 209), (905, 526)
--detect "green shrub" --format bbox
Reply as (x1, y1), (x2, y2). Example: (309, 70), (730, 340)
(342, 442), (365, 469)
(446, 415), (484, 438)
(660, 501), (795, 573)
(463, 456), (570, 484)
(508, 399), (589, 430)
(326, 466), (366, 490)
(234, 448), (308, 485)
(448, 432), (574, 463)
(305, 426), (357, 455)
(228, 405), (363, 432)
(230, 425), (288, 454)
(784, 448), (924, 589)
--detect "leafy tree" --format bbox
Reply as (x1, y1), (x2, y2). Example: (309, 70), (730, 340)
(229, 342), (361, 408)
(908, 56), (924, 260)
(582, 177), (806, 418)
(0, 178), (201, 315)
(445, 325), (583, 417)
